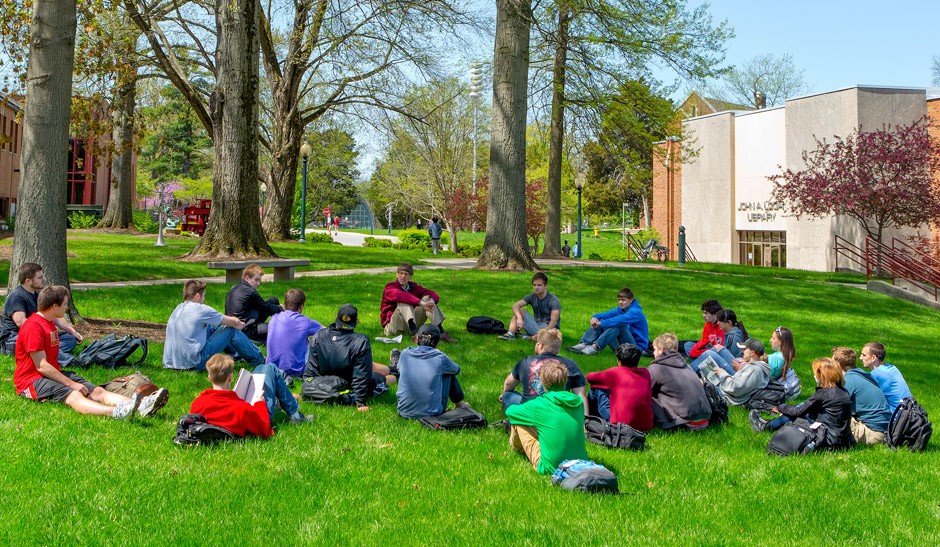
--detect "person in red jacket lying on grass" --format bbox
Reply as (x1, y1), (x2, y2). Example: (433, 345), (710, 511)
(190, 353), (312, 438)
(585, 343), (654, 432)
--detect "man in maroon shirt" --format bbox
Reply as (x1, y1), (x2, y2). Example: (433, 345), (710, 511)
(586, 343), (653, 431)
(380, 263), (457, 343)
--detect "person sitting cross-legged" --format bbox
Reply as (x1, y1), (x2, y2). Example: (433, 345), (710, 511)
(380, 262), (458, 343)
(190, 353), (312, 439)
(500, 328), (588, 417)
(395, 324), (469, 419)
(265, 289), (324, 378)
(506, 359), (589, 475)
(831, 347), (891, 445)
(224, 264), (284, 344)
(568, 287), (649, 356)
(15, 285), (169, 420)
(646, 332), (711, 430)
(585, 343), (653, 432)
(709, 339), (772, 406)
(498, 272), (561, 341)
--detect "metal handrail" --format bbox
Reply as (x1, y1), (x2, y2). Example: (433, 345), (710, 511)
(891, 237), (940, 271)
(834, 234), (868, 273)
(866, 237), (939, 301)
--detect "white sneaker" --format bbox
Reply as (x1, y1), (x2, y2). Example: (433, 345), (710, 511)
(567, 343), (586, 352)
(113, 392), (142, 421)
(580, 345), (599, 356)
(138, 388), (169, 418)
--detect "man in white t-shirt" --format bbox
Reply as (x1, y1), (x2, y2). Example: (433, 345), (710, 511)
(163, 280), (265, 371)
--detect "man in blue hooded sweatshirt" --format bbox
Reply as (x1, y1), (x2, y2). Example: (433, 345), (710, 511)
(568, 287), (649, 356)
(394, 324), (469, 419)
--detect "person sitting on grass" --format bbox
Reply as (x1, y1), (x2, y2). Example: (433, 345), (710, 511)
(15, 285), (168, 420)
(561, 241), (571, 258)
(498, 272), (560, 341)
(690, 309), (748, 373)
(678, 299), (723, 359)
(191, 354), (311, 439)
(767, 326), (801, 397)
(500, 328), (588, 417)
(380, 262), (458, 343)
(567, 287), (649, 356)
(749, 358), (855, 451)
(709, 339), (772, 406)
(585, 343), (653, 432)
(224, 264), (284, 343)
(265, 289), (324, 378)
(832, 347), (891, 445)
(506, 359), (589, 475)
(0, 262), (82, 364)
(305, 304), (397, 412)
(164, 280), (264, 371)
(646, 333), (711, 430)
(394, 324), (470, 419)
(860, 341), (912, 414)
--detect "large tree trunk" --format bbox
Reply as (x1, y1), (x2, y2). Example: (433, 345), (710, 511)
(477, 0), (536, 270)
(9, 0), (77, 297)
(261, 110), (302, 239)
(98, 68), (137, 229)
(541, 2), (569, 258)
(189, 0), (274, 258)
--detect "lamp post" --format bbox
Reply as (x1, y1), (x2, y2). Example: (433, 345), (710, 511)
(260, 182), (267, 219)
(574, 172), (586, 258)
(469, 63), (484, 231)
(154, 180), (166, 247)
(299, 142), (312, 243)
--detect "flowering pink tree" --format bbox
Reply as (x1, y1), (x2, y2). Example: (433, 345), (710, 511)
(770, 117), (940, 245)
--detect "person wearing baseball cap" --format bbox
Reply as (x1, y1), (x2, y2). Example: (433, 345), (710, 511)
(709, 338), (772, 406)
(304, 304), (396, 411)
(394, 324), (470, 420)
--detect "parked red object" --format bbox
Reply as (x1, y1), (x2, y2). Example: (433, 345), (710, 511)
(181, 199), (211, 235)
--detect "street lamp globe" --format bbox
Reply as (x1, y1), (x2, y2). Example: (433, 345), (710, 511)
(300, 142), (312, 158)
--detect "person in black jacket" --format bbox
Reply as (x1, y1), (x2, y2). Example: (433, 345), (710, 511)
(304, 304), (396, 411)
(224, 264), (284, 343)
(750, 357), (855, 450)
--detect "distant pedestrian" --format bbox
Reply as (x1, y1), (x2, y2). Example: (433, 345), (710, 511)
(428, 217), (443, 254)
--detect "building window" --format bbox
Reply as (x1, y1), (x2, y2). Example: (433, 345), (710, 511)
(738, 230), (786, 268)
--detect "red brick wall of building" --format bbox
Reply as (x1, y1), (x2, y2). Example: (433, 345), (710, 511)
(652, 139), (682, 256)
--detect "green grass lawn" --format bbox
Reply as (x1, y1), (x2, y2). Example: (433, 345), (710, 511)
(1, 266), (938, 544)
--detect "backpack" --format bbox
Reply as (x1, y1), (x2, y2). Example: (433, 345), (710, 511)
(300, 375), (356, 405)
(551, 459), (619, 494)
(584, 415), (645, 450)
(887, 397), (932, 452)
(766, 417), (826, 456)
(75, 334), (148, 369)
(746, 380), (787, 412)
(701, 379), (729, 425)
(781, 367), (802, 400)
(173, 414), (238, 446)
(465, 316), (508, 335)
(418, 406), (488, 430)
(100, 372), (159, 398)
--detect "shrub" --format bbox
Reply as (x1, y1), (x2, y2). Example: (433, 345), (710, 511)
(391, 242), (428, 251)
(68, 211), (99, 229)
(305, 232), (334, 244)
(398, 228), (449, 248)
(133, 211), (159, 234)
(458, 243), (483, 257)
(634, 227), (662, 244)
(363, 237), (392, 248)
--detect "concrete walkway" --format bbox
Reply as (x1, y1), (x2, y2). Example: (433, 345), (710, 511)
(306, 229), (398, 247)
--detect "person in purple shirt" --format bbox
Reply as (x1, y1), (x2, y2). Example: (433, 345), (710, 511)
(266, 289), (324, 377)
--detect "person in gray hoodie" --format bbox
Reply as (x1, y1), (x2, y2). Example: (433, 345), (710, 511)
(394, 324), (469, 419)
(710, 338), (771, 406)
(646, 332), (712, 430)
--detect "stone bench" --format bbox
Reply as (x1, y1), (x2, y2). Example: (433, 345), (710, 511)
(207, 259), (311, 284)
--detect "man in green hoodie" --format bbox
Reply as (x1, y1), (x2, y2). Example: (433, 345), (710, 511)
(506, 359), (589, 475)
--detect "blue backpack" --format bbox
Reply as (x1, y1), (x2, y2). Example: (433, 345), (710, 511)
(551, 459), (619, 494)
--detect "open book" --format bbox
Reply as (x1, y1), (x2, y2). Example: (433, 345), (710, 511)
(233, 368), (265, 404)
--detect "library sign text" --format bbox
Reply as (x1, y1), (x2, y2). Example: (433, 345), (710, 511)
(738, 200), (784, 222)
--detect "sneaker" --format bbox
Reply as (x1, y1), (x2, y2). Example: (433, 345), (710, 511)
(289, 411), (315, 425)
(497, 332), (516, 341)
(112, 392), (142, 421)
(390, 348), (401, 368)
(137, 388), (169, 418)
(579, 345), (599, 356)
(749, 409), (769, 433)
(566, 343), (587, 353)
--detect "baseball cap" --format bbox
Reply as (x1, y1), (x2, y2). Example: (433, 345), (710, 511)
(335, 304), (358, 330)
(416, 324), (441, 345)
(736, 338), (765, 354)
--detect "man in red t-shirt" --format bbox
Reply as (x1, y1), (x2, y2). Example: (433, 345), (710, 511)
(14, 286), (164, 420)
(585, 343), (654, 432)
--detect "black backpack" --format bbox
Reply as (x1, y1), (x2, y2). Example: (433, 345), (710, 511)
(551, 459), (619, 494)
(465, 316), (508, 335)
(173, 414), (238, 446)
(418, 406), (488, 430)
(766, 417), (827, 456)
(301, 375), (356, 405)
(584, 415), (645, 450)
(746, 380), (787, 412)
(75, 334), (148, 369)
(887, 397), (932, 451)
(701, 379), (729, 425)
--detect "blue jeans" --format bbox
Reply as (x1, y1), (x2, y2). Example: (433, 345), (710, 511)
(769, 415), (791, 431)
(441, 375), (465, 407)
(254, 364), (299, 424)
(501, 390), (523, 413)
(197, 326), (265, 372)
(683, 341), (696, 357)
(520, 311), (549, 336)
(580, 325), (636, 354)
(589, 387), (611, 421)
(3, 331), (77, 365)
(692, 348), (736, 375)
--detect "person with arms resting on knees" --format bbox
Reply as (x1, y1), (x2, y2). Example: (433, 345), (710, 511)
(860, 341), (912, 414)
(499, 272), (561, 341)
(709, 339), (772, 406)
(749, 358), (855, 451)
(831, 347), (891, 445)
(305, 304), (396, 411)
(15, 286), (168, 419)
(164, 280), (264, 371)
(395, 324), (469, 419)
(0, 262), (82, 365)
(224, 264), (284, 344)
(500, 328), (588, 418)
(380, 262), (457, 343)
(265, 289), (324, 378)
(506, 359), (589, 475)
(190, 353), (311, 439)
(690, 309), (748, 374)
(586, 343), (653, 432)
(647, 333), (711, 430)
(678, 299), (723, 359)
(568, 287), (649, 357)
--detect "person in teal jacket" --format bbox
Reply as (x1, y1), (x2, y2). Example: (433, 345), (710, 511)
(506, 359), (588, 475)
(568, 287), (649, 356)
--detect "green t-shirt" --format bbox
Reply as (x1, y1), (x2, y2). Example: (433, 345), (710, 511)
(505, 391), (588, 475)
